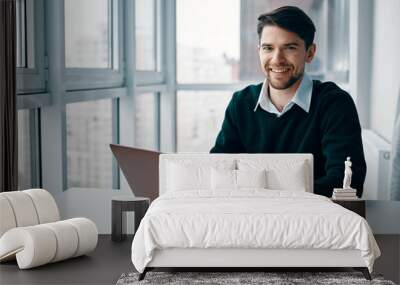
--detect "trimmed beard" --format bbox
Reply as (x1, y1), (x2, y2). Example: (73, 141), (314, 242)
(267, 71), (303, 90)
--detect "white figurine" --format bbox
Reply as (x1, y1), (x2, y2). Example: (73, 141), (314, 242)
(343, 157), (353, 189)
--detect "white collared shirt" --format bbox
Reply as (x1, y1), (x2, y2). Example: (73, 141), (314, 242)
(253, 73), (313, 117)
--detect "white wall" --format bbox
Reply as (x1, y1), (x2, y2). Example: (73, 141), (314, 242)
(55, 187), (134, 234)
(365, 0), (400, 234)
(370, 0), (400, 142)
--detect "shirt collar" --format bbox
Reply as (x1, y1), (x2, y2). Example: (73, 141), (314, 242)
(253, 73), (313, 115)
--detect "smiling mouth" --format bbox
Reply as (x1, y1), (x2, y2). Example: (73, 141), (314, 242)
(269, 67), (291, 73)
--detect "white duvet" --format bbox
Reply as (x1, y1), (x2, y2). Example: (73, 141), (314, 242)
(131, 190), (380, 273)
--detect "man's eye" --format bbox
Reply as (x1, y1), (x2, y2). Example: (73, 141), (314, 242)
(286, 46), (297, 50)
(262, 46), (273, 52)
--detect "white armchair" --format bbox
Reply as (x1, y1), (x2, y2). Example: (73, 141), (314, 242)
(0, 189), (98, 269)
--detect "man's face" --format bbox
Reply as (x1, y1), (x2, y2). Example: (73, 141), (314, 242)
(258, 25), (316, 90)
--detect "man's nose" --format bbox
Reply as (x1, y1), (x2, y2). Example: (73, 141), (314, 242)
(270, 49), (286, 64)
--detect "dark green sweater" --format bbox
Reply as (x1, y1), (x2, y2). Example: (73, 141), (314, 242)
(210, 81), (366, 198)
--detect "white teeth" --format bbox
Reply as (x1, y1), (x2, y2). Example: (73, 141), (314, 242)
(270, 68), (289, 73)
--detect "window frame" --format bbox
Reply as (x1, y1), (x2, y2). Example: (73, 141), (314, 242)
(135, 0), (166, 86)
(16, 0), (47, 94)
(16, 108), (42, 189)
(15, 0), (47, 189)
(64, 0), (124, 91)
(31, 0), (125, 192)
(60, 0), (125, 189)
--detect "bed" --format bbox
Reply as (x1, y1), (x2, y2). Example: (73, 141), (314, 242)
(131, 154), (380, 280)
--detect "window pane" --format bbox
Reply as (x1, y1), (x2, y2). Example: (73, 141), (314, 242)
(135, 0), (157, 71)
(135, 93), (158, 150)
(177, 0), (329, 83)
(327, 0), (349, 82)
(65, 0), (110, 68)
(177, 0), (240, 83)
(16, 0), (25, 68)
(16, 0), (35, 68)
(177, 91), (232, 152)
(18, 110), (32, 189)
(66, 99), (113, 188)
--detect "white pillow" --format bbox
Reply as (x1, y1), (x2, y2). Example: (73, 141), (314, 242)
(165, 159), (236, 192)
(237, 159), (309, 192)
(211, 168), (236, 190)
(236, 169), (267, 188)
(267, 163), (307, 191)
(211, 168), (267, 190)
(167, 162), (211, 191)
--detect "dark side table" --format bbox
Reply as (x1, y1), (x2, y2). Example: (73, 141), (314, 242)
(332, 199), (366, 218)
(112, 196), (150, 242)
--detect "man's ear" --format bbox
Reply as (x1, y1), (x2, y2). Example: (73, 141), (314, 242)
(305, 43), (316, 63)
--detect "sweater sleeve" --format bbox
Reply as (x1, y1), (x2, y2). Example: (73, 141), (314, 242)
(210, 94), (245, 153)
(315, 91), (367, 198)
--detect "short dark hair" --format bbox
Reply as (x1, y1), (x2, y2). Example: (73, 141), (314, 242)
(257, 6), (316, 49)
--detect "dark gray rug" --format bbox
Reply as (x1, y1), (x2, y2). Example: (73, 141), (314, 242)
(116, 271), (396, 285)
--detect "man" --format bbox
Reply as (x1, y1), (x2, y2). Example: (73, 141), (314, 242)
(210, 6), (366, 198)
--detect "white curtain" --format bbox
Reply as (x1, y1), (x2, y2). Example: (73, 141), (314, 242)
(390, 88), (400, 200)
